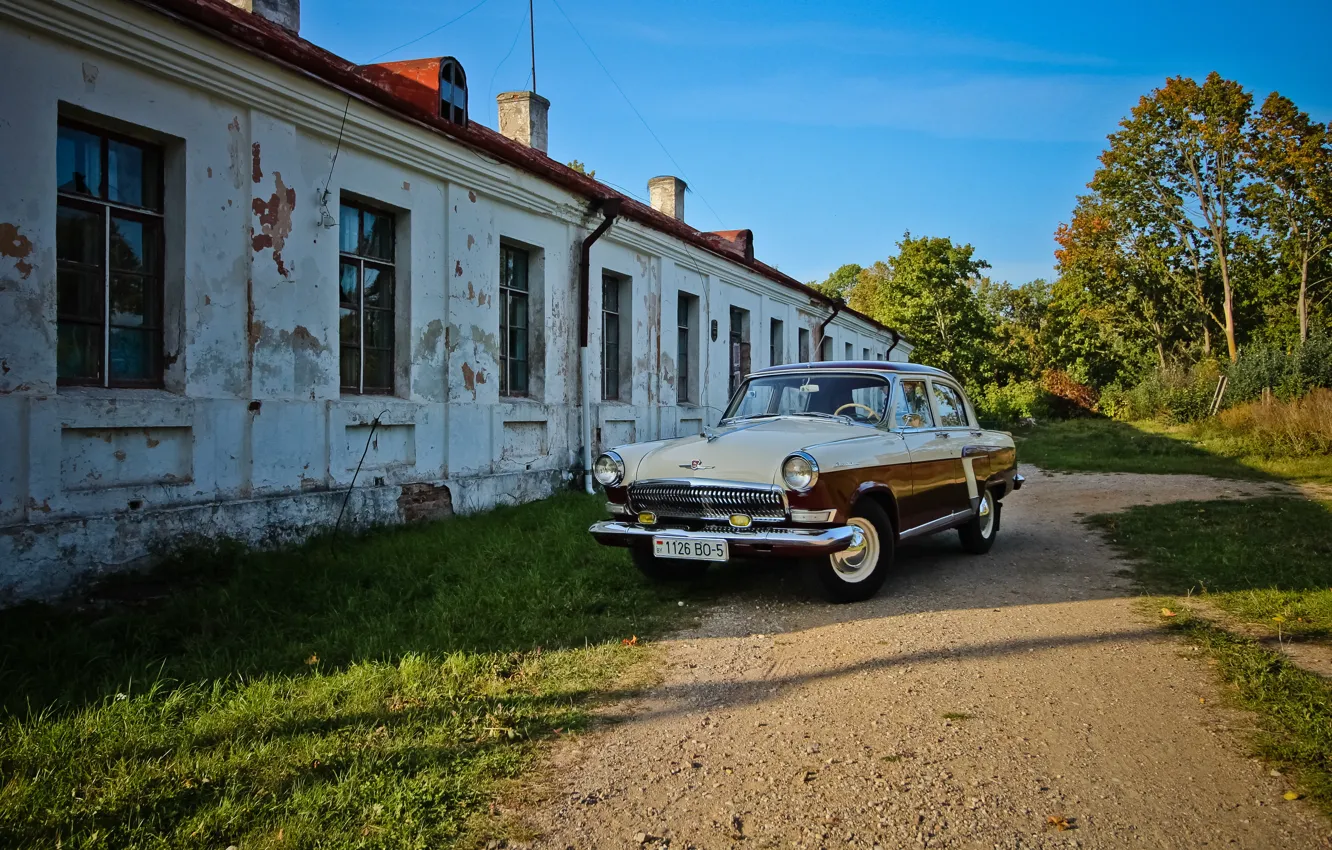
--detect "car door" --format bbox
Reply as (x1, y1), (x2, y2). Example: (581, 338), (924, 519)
(891, 378), (954, 530)
(926, 378), (975, 515)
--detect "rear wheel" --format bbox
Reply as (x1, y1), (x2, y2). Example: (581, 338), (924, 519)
(958, 487), (1001, 554)
(808, 500), (894, 603)
(631, 545), (710, 582)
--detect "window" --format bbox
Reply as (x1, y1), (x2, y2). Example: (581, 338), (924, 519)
(602, 274), (621, 400)
(863, 346), (870, 360)
(439, 57), (468, 126)
(819, 335), (833, 361)
(729, 306), (750, 395)
(798, 327), (810, 363)
(894, 379), (934, 429)
(499, 244), (529, 396)
(339, 200), (395, 394)
(677, 292), (696, 404)
(56, 121), (165, 386)
(932, 382), (969, 427)
(845, 341), (854, 360)
(770, 318), (784, 366)
(725, 372), (890, 425)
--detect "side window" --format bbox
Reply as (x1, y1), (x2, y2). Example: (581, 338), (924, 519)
(499, 244), (529, 396)
(339, 199), (396, 394)
(932, 382), (969, 427)
(894, 379), (934, 429)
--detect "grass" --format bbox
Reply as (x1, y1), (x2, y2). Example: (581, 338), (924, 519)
(0, 492), (690, 849)
(1091, 497), (1332, 639)
(1016, 417), (1332, 485)
(1158, 607), (1332, 811)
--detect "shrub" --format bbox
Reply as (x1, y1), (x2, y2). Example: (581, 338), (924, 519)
(972, 380), (1047, 427)
(1226, 327), (1332, 406)
(1195, 388), (1332, 458)
(1113, 362), (1223, 423)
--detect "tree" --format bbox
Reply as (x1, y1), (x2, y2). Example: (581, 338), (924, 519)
(1245, 92), (1332, 341)
(811, 263), (862, 300)
(566, 160), (596, 178)
(848, 235), (993, 379)
(1093, 73), (1254, 361)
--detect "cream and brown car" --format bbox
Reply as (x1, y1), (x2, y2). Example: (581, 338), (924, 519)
(589, 361), (1023, 602)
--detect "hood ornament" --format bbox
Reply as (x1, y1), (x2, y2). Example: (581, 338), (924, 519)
(680, 459), (714, 470)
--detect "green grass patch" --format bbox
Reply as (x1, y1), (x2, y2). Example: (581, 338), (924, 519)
(1017, 418), (1332, 484)
(0, 493), (687, 849)
(1159, 609), (1332, 811)
(1092, 497), (1332, 639)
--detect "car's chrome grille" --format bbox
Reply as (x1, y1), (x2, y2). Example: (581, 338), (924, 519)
(629, 480), (787, 522)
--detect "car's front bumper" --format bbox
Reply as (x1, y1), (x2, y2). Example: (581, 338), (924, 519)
(589, 521), (860, 558)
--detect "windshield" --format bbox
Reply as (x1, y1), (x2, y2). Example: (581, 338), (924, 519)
(723, 372), (893, 426)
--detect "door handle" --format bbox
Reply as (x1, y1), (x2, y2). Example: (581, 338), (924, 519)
(933, 432), (949, 439)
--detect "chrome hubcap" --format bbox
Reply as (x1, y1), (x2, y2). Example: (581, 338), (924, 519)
(831, 517), (879, 583)
(978, 493), (995, 538)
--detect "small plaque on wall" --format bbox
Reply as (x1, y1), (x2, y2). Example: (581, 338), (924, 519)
(711, 319), (718, 341)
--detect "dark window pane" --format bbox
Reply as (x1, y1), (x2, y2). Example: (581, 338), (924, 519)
(363, 348), (392, 392)
(107, 140), (161, 210)
(57, 126), (102, 198)
(509, 359), (527, 395)
(109, 274), (157, 327)
(508, 290), (527, 330)
(339, 205), (359, 254)
(109, 216), (154, 273)
(363, 209), (393, 260)
(58, 267), (103, 321)
(602, 277), (618, 312)
(57, 204), (102, 265)
(108, 326), (158, 382)
(364, 266), (393, 308)
(364, 309), (393, 348)
(340, 345), (359, 390)
(510, 326), (528, 362)
(339, 306), (359, 346)
(339, 262), (360, 306)
(57, 322), (102, 382)
(502, 246), (529, 292)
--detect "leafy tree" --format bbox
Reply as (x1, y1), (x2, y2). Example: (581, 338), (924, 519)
(848, 235), (994, 379)
(1244, 93), (1332, 341)
(1093, 73), (1253, 361)
(566, 160), (596, 178)
(811, 263), (862, 300)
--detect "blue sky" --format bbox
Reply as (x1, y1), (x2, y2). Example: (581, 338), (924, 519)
(304, 0), (1332, 286)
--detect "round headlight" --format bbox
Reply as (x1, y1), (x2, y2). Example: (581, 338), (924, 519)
(781, 452), (819, 491)
(594, 451), (625, 486)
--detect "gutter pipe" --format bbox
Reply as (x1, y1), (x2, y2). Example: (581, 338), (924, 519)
(579, 198), (622, 494)
(814, 299), (844, 361)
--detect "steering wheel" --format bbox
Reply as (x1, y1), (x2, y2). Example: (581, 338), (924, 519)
(833, 402), (881, 422)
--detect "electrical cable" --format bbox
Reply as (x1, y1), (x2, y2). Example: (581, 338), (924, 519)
(487, 0), (531, 104)
(546, 0), (726, 229)
(367, 0), (496, 64)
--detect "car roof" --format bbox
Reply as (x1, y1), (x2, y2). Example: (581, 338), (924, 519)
(750, 360), (956, 380)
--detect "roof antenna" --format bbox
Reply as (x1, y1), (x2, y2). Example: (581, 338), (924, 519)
(529, 0), (537, 92)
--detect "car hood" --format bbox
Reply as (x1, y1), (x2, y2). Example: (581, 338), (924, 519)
(630, 417), (872, 483)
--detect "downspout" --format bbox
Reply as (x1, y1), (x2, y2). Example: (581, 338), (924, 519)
(885, 330), (901, 360)
(814, 298), (844, 361)
(579, 197), (622, 495)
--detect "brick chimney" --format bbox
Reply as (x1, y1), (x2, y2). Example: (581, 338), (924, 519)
(648, 176), (686, 221)
(497, 92), (550, 154)
(224, 0), (299, 32)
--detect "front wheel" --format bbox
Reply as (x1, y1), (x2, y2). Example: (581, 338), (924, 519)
(631, 546), (710, 582)
(808, 500), (894, 603)
(958, 487), (1001, 554)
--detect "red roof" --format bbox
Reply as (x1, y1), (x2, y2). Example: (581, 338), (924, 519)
(129, 0), (902, 339)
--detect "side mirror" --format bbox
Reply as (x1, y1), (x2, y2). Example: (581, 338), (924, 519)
(901, 413), (924, 429)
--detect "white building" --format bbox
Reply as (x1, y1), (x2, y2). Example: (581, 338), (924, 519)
(0, 0), (910, 600)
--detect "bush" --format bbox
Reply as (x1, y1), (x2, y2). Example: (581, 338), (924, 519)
(972, 380), (1047, 427)
(1226, 328), (1332, 406)
(1193, 388), (1332, 458)
(1040, 369), (1099, 417)
(1112, 362), (1223, 423)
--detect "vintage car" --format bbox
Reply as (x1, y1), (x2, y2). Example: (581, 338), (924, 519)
(588, 361), (1023, 602)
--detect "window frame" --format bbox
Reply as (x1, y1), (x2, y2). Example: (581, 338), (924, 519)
(499, 243), (530, 397)
(892, 378), (936, 431)
(798, 327), (810, 363)
(928, 379), (972, 429)
(601, 273), (621, 401)
(338, 199), (397, 396)
(770, 317), (784, 367)
(676, 291), (693, 404)
(56, 119), (166, 389)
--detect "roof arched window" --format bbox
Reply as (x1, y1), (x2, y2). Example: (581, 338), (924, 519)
(440, 57), (467, 126)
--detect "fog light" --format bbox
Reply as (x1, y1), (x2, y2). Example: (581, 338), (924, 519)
(728, 514), (753, 528)
(606, 502), (628, 516)
(638, 511), (657, 525)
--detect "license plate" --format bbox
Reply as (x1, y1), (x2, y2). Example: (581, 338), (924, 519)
(653, 537), (728, 561)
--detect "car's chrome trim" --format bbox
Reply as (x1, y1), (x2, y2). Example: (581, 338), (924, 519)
(898, 508), (976, 541)
(589, 521), (858, 555)
(628, 478), (790, 523)
(1013, 473), (1025, 490)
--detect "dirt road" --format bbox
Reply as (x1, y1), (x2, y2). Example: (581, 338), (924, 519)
(514, 467), (1330, 849)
